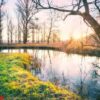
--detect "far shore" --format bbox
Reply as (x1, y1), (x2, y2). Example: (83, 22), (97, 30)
(65, 46), (100, 57)
(0, 43), (100, 57)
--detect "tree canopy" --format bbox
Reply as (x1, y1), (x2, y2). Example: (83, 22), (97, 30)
(32, 0), (100, 38)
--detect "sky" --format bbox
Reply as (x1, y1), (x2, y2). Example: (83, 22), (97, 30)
(4, 0), (16, 16)
(3, 0), (94, 41)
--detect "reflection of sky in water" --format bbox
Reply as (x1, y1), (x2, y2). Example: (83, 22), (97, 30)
(1, 49), (100, 80)
(1, 49), (100, 99)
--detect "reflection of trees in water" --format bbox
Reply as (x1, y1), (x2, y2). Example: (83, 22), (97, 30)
(78, 56), (88, 97)
(76, 56), (100, 99)
(30, 50), (60, 82)
(8, 49), (13, 53)
(76, 57), (100, 100)
(42, 50), (46, 68)
(23, 50), (100, 100)
(47, 50), (71, 87)
(61, 72), (71, 90)
(46, 50), (60, 85)
(3, 49), (22, 53)
(18, 49), (21, 53)
(31, 50), (41, 75)
(88, 58), (100, 100)
(52, 50), (59, 58)
(9, 49), (99, 99)
(23, 49), (27, 53)
(73, 56), (92, 99)
(47, 67), (71, 89)
(48, 70), (60, 85)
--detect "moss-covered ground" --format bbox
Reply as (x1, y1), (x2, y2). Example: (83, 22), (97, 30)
(0, 53), (81, 100)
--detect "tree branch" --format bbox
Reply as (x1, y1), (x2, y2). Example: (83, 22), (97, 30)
(82, 0), (89, 14)
(95, 0), (100, 13)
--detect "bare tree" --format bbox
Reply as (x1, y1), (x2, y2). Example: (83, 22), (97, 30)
(16, 0), (38, 43)
(32, 27), (35, 43)
(8, 19), (14, 44)
(6, 13), (14, 44)
(47, 10), (59, 43)
(52, 32), (60, 42)
(6, 13), (10, 44)
(34, 18), (40, 43)
(16, 12), (22, 43)
(43, 22), (46, 42)
(39, 22), (46, 42)
(0, 0), (5, 44)
(47, 12), (53, 43)
(32, 0), (100, 39)
(29, 18), (39, 43)
(29, 21), (35, 43)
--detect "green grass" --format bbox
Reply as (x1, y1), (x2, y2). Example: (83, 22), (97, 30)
(0, 53), (81, 100)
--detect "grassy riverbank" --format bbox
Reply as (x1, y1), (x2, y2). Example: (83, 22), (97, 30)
(0, 53), (81, 100)
(66, 45), (100, 57)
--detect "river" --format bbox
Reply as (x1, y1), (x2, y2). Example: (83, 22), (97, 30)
(1, 49), (100, 100)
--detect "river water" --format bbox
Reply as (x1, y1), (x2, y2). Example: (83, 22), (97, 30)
(1, 49), (100, 100)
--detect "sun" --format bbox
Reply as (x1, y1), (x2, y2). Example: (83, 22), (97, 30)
(72, 34), (82, 40)
(60, 32), (83, 41)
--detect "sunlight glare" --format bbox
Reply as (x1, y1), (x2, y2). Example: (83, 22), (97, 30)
(72, 34), (82, 40)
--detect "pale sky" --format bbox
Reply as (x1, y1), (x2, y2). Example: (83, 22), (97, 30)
(3, 0), (94, 41)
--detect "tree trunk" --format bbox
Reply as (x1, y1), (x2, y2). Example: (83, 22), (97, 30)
(18, 23), (21, 43)
(7, 33), (10, 44)
(23, 32), (27, 44)
(47, 17), (53, 43)
(0, 23), (2, 44)
(81, 13), (100, 38)
(32, 29), (35, 43)
(0, 8), (2, 44)
(11, 32), (13, 44)
(18, 32), (21, 43)
(23, 25), (28, 44)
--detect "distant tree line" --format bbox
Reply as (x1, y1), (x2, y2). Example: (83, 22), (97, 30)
(0, 0), (100, 45)
(0, 0), (61, 45)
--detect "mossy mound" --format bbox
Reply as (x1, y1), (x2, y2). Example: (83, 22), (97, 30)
(0, 53), (81, 100)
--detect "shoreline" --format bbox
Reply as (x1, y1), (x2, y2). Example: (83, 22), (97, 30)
(65, 46), (100, 57)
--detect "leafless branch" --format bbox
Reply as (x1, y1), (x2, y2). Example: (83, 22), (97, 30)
(95, 0), (100, 13)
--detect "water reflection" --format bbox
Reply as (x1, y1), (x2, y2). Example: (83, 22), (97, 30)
(31, 50), (42, 75)
(1, 49), (100, 100)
